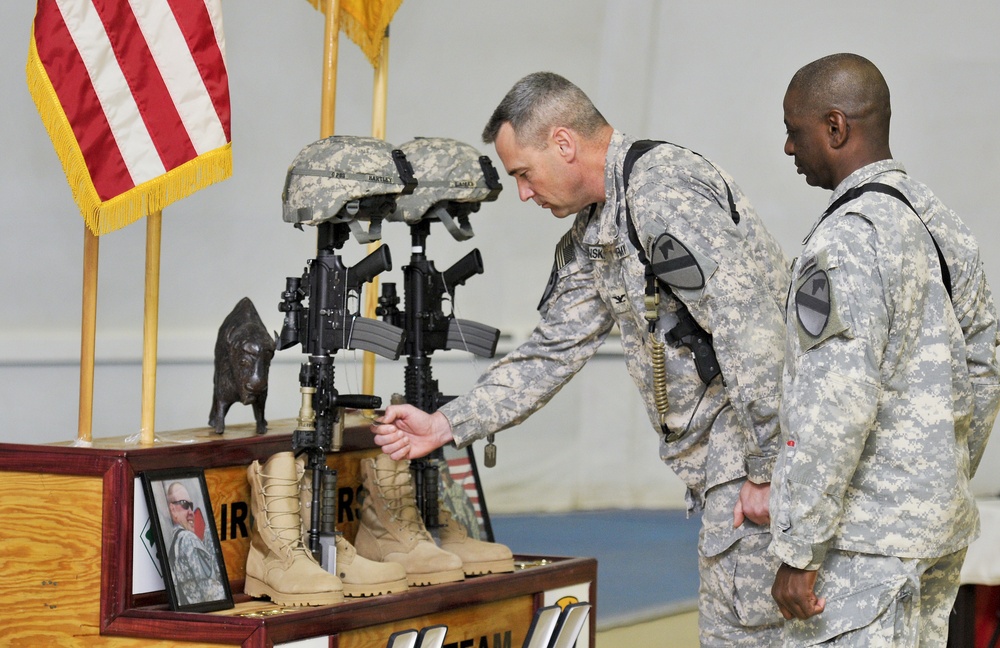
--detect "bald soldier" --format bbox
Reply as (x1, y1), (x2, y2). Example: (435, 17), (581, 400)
(372, 71), (789, 645)
(771, 53), (1000, 645)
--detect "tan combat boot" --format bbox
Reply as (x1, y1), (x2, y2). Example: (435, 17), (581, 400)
(298, 461), (409, 597)
(355, 454), (465, 586)
(244, 452), (344, 606)
(437, 506), (515, 576)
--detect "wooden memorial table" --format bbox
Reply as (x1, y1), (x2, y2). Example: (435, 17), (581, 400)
(0, 416), (596, 647)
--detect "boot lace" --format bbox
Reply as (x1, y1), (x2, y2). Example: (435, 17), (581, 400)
(260, 470), (313, 556)
(376, 464), (431, 543)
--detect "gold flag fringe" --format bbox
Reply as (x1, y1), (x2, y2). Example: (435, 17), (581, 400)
(27, 29), (232, 237)
(305, 0), (403, 68)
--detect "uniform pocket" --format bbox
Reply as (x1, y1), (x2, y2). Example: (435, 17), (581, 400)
(786, 553), (912, 645)
(730, 532), (784, 627)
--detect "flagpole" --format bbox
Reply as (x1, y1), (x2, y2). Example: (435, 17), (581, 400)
(139, 210), (162, 446)
(320, 0), (340, 140)
(76, 226), (98, 446)
(362, 27), (391, 397)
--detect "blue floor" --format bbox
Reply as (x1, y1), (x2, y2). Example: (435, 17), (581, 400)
(489, 509), (700, 628)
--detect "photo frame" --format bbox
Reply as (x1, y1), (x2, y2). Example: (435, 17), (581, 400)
(141, 468), (233, 612)
(440, 444), (495, 542)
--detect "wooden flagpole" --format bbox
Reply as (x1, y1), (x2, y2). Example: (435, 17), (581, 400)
(320, 0), (340, 140)
(76, 226), (99, 445)
(362, 28), (391, 396)
(139, 210), (162, 446)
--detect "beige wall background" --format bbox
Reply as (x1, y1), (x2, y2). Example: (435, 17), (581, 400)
(2, 1), (999, 511)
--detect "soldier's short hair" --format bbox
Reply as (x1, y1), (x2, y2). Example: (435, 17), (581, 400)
(482, 72), (608, 148)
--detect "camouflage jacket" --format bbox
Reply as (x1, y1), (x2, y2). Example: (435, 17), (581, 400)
(169, 526), (225, 606)
(440, 131), (789, 525)
(770, 160), (1000, 570)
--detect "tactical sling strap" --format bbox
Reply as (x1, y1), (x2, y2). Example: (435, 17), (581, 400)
(622, 140), (738, 385)
(821, 182), (952, 299)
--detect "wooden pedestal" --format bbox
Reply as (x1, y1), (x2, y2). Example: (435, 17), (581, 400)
(0, 417), (596, 647)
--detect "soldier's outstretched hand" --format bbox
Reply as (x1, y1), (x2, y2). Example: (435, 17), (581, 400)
(370, 404), (454, 460)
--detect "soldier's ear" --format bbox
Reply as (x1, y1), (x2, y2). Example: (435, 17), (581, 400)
(827, 109), (849, 149)
(551, 127), (576, 161)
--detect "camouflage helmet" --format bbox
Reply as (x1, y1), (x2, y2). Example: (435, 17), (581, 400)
(389, 138), (502, 238)
(282, 135), (416, 229)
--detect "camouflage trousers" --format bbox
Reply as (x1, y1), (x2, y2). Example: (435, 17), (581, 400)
(698, 480), (784, 647)
(781, 547), (967, 647)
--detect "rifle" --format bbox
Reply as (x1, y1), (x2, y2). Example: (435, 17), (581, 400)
(277, 220), (406, 557)
(378, 216), (500, 527)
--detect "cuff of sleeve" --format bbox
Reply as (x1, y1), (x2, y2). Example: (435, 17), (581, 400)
(746, 453), (776, 484)
(436, 402), (484, 449)
(769, 529), (828, 571)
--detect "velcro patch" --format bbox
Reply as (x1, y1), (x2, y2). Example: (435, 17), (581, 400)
(795, 269), (831, 337)
(649, 234), (704, 290)
(538, 229), (576, 310)
(610, 291), (630, 313)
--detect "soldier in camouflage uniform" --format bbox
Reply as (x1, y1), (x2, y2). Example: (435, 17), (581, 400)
(771, 53), (1000, 646)
(372, 72), (788, 645)
(166, 482), (226, 606)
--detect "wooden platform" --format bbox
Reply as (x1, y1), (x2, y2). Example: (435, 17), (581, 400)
(0, 417), (596, 647)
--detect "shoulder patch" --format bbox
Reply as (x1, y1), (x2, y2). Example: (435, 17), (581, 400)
(795, 269), (831, 337)
(649, 233), (704, 290)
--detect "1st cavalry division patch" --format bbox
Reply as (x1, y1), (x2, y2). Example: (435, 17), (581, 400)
(795, 269), (831, 337)
(650, 233), (704, 290)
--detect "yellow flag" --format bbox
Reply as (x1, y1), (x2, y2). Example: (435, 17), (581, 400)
(305, 0), (404, 67)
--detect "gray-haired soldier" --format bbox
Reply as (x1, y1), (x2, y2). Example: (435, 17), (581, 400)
(371, 72), (789, 646)
(771, 53), (1000, 646)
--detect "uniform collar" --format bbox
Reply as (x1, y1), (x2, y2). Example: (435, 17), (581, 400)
(802, 159), (908, 244)
(588, 130), (635, 245)
(605, 129), (634, 201)
(828, 159), (908, 206)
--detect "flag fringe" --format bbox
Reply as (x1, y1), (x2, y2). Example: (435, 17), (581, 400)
(27, 31), (232, 237)
(306, 0), (404, 68)
(90, 146), (232, 236)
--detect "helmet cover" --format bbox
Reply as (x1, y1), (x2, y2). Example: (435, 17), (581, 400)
(282, 135), (414, 226)
(390, 137), (502, 224)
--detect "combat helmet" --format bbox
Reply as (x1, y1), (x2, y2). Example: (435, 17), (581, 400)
(390, 137), (502, 240)
(282, 135), (416, 243)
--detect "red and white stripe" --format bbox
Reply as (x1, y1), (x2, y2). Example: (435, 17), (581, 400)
(31, 0), (230, 202)
(448, 456), (483, 520)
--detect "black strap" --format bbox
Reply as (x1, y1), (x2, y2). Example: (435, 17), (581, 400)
(623, 140), (739, 261)
(623, 140), (665, 266)
(622, 140), (723, 384)
(822, 182), (952, 299)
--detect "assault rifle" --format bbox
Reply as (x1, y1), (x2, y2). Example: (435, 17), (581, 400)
(378, 214), (500, 527)
(277, 219), (406, 556)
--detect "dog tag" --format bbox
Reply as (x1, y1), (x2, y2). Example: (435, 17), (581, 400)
(484, 434), (497, 468)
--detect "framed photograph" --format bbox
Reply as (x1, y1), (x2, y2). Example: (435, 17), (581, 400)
(440, 444), (496, 542)
(141, 468), (233, 612)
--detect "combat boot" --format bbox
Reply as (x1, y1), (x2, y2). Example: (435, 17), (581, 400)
(437, 506), (515, 576)
(355, 454), (465, 586)
(298, 461), (409, 597)
(244, 451), (344, 606)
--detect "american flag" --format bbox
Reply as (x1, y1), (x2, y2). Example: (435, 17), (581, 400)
(27, 0), (232, 235)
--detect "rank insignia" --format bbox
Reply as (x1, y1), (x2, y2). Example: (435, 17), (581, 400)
(650, 233), (704, 290)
